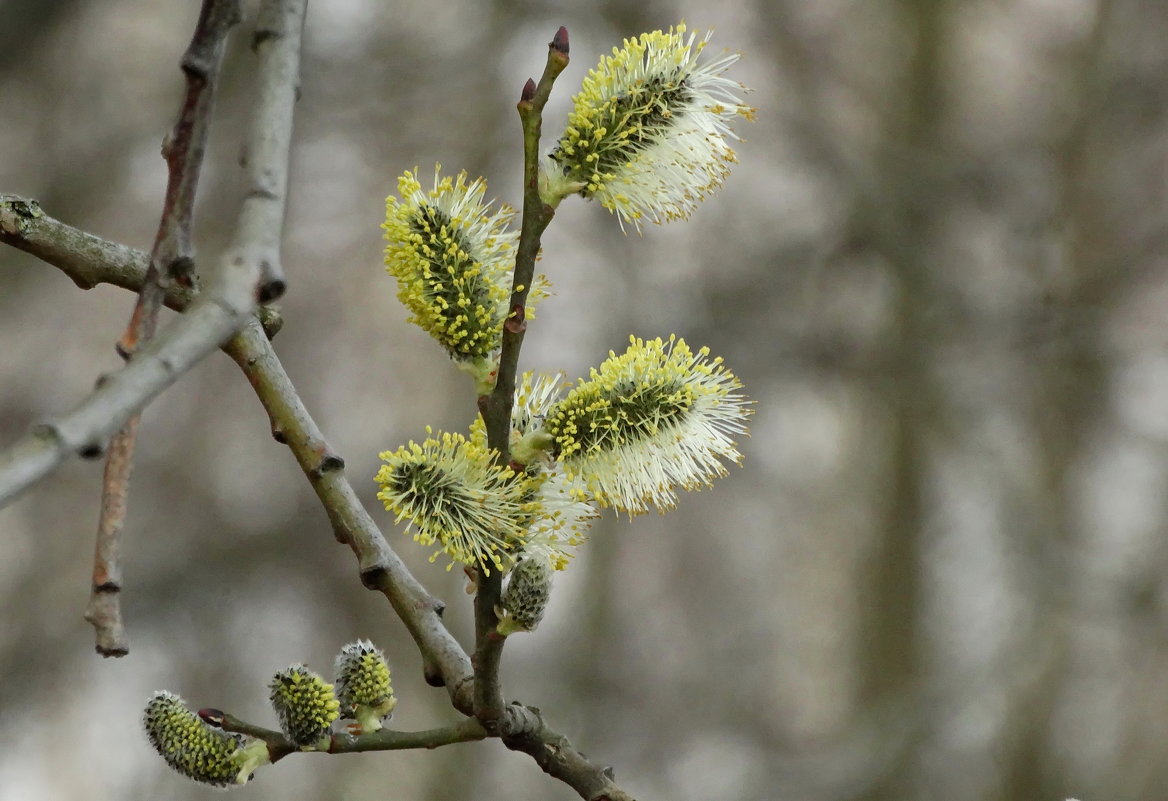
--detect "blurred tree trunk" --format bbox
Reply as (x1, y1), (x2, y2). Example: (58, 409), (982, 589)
(850, 1), (947, 798)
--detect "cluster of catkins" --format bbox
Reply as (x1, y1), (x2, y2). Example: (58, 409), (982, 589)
(143, 640), (394, 787)
(377, 23), (755, 628)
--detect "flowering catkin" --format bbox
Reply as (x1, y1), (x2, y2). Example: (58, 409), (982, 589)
(541, 335), (751, 513)
(376, 429), (527, 573)
(383, 166), (548, 391)
(542, 23), (754, 230)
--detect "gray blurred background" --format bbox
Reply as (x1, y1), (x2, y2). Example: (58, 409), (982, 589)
(3, 0), (1168, 799)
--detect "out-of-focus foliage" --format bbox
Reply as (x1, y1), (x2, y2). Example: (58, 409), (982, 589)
(2, 1), (1168, 800)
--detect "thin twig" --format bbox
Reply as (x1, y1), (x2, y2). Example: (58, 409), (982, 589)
(238, 0), (304, 303)
(88, 0), (240, 658)
(500, 703), (635, 801)
(473, 25), (570, 733)
(329, 718), (487, 753)
(126, 0), (240, 343)
(199, 708), (487, 762)
(87, 417), (135, 656)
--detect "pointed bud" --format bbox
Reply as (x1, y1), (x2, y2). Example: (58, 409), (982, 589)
(551, 26), (569, 55)
(334, 640), (396, 734)
(268, 665), (340, 748)
(496, 557), (554, 635)
(521, 78), (536, 104)
(143, 691), (269, 787)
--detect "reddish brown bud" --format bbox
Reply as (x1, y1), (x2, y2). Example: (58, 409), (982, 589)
(520, 78), (536, 103)
(504, 304), (527, 334)
(551, 26), (569, 55)
(197, 708), (227, 726)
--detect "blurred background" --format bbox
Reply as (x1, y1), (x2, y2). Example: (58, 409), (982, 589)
(2, 0), (1167, 799)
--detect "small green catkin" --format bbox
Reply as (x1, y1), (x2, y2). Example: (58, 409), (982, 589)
(496, 557), (554, 635)
(334, 640), (396, 733)
(143, 691), (268, 787)
(268, 665), (341, 748)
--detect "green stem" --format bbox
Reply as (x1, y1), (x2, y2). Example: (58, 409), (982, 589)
(205, 710), (485, 760)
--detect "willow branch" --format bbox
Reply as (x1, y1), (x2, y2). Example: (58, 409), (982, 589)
(125, 0), (239, 341)
(1, 206), (638, 800)
(501, 703), (635, 801)
(0, 195), (468, 690)
(239, 0), (304, 301)
(473, 25), (570, 732)
(89, 0), (240, 659)
(200, 709), (486, 762)
(480, 26), (570, 457)
(330, 718), (487, 753)
(86, 417), (133, 656)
